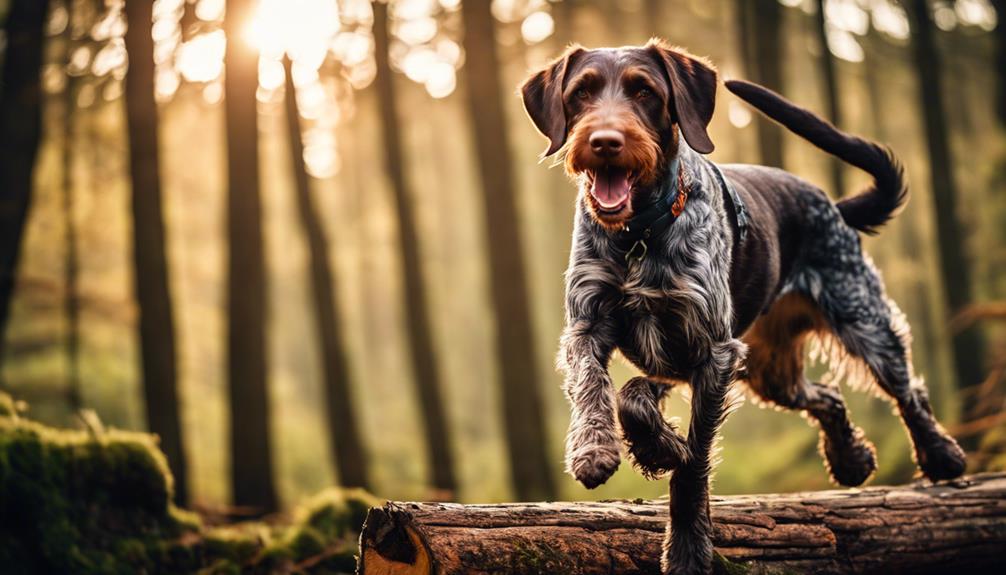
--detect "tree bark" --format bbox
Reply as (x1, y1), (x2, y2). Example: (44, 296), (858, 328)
(812, 0), (846, 197)
(371, 1), (456, 495)
(360, 473), (1006, 575)
(904, 0), (986, 437)
(460, 0), (556, 502)
(123, 0), (189, 507)
(736, 0), (785, 168)
(223, 0), (277, 513)
(0, 0), (50, 381)
(282, 56), (369, 489)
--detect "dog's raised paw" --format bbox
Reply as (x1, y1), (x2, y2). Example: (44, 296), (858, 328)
(569, 444), (620, 489)
(625, 425), (688, 479)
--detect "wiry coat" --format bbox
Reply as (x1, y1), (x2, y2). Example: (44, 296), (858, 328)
(523, 43), (966, 575)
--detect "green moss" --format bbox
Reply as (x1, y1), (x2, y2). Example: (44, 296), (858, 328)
(713, 552), (800, 575)
(0, 391), (25, 418)
(0, 396), (378, 574)
(258, 487), (381, 573)
(714, 553), (752, 575)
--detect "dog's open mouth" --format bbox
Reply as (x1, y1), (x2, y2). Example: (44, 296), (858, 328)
(587, 166), (636, 213)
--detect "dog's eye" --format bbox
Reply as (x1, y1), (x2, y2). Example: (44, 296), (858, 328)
(636, 88), (652, 100)
(575, 88), (590, 100)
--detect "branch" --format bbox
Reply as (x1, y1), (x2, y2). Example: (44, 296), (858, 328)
(950, 302), (1006, 333)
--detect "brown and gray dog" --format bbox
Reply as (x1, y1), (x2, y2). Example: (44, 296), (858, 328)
(520, 39), (966, 574)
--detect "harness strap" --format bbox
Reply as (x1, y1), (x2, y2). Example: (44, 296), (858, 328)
(709, 163), (749, 243)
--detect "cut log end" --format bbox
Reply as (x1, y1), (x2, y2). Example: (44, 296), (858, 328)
(359, 507), (432, 575)
(359, 473), (1006, 575)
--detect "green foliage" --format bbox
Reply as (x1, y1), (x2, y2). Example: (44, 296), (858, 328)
(0, 393), (378, 574)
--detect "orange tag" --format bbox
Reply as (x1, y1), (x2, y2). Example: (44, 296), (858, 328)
(671, 188), (688, 217)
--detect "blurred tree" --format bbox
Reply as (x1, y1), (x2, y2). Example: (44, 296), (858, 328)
(123, 0), (189, 505)
(644, 0), (662, 30)
(62, 1), (82, 411)
(553, 0), (575, 46)
(0, 0), (50, 383)
(736, 0), (785, 168)
(994, 0), (1006, 127)
(905, 0), (986, 437)
(460, 0), (557, 501)
(371, 1), (456, 496)
(812, 0), (846, 197)
(282, 55), (370, 490)
(224, 0), (277, 513)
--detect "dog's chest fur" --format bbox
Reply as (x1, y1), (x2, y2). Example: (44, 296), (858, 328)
(567, 154), (737, 381)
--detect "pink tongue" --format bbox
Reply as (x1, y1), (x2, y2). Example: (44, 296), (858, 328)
(590, 168), (631, 209)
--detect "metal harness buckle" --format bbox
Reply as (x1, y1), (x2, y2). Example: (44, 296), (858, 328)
(625, 229), (651, 263)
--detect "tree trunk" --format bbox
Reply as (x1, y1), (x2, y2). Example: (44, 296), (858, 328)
(371, 2), (457, 495)
(0, 0), (50, 382)
(223, 0), (277, 513)
(460, 0), (556, 501)
(360, 473), (1006, 575)
(282, 56), (369, 490)
(553, 0), (575, 47)
(905, 0), (986, 438)
(736, 0), (785, 168)
(62, 9), (82, 411)
(813, 0), (846, 197)
(123, 0), (189, 506)
(993, 0), (1006, 128)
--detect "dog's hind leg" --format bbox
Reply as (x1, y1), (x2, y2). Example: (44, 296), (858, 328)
(822, 286), (967, 481)
(743, 292), (877, 486)
(618, 377), (689, 478)
(798, 208), (967, 481)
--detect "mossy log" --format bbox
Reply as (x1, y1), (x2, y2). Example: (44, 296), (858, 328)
(359, 473), (1006, 575)
(0, 393), (377, 574)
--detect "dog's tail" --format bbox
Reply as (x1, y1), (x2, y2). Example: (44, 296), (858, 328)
(724, 79), (907, 234)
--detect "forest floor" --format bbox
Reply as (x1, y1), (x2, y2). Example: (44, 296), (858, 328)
(0, 392), (374, 574)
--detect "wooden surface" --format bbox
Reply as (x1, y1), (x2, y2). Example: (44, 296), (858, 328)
(359, 472), (1006, 574)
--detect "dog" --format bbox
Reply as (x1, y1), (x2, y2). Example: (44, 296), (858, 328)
(519, 39), (967, 574)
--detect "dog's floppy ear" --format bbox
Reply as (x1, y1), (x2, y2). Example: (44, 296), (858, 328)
(520, 46), (583, 157)
(647, 39), (717, 154)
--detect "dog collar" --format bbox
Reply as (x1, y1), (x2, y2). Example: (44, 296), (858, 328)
(613, 155), (686, 264)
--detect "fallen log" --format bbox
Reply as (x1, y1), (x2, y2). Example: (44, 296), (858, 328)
(358, 472), (1006, 574)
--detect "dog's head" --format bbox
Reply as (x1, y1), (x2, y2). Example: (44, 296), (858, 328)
(520, 39), (717, 228)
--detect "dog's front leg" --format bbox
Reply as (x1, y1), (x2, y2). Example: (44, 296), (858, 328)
(559, 316), (621, 489)
(663, 339), (744, 575)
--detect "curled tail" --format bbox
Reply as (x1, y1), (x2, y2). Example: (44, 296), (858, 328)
(724, 79), (907, 234)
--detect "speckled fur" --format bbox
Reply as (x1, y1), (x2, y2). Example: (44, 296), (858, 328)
(527, 46), (966, 575)
(560, 145), (965, 573)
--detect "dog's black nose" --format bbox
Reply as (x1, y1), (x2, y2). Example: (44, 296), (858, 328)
(589, 130), (624, 157)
